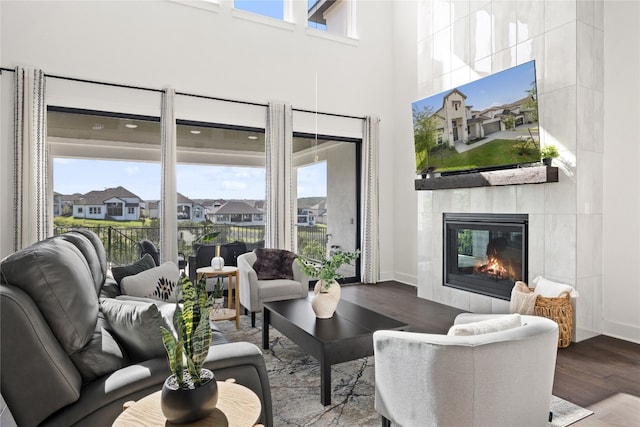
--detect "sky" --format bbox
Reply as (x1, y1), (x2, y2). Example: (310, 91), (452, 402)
(412, 60), (537, 114)
(53, 158), (327, 201)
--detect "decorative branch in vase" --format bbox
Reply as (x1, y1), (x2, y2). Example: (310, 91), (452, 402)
(296, 249), (361, 318)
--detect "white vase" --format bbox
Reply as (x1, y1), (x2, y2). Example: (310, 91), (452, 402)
(313, 279), (341, 301)
(311, 280), (341, 318)
(211, 256), (224, 270)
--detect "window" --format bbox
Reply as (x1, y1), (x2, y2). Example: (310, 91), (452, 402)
(178, 205), (191, 220)
(294, 134), (360, 282)
(175, 120), (266, 252)
(308, 0), (356, 38)
(107, 202), (123, 217)
(49, 108), (162, 265)
(234, 0), (283, 19)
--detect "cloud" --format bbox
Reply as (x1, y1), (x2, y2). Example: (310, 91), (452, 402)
(126, 166), (141, 175)
(222, 180), (247, 191)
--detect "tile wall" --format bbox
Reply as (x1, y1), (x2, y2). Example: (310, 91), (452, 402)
(415, 0), (603, 341)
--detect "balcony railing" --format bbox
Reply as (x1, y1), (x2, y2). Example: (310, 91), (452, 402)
(54, 224), (327, 265)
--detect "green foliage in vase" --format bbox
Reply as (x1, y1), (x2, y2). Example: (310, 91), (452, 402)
(194, 231), (221, 244)
(540, 144), (559, 159)
(296, 249), (361, 291)
(160, 274), (213, 389)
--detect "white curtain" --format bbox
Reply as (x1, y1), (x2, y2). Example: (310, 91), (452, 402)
(13, 67), (48, 250)
(265, 102), (295, 251)
(160, 88), (178, 264)
(361, 116), (380, 283)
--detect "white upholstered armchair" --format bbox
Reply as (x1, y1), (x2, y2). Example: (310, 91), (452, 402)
(373, 313), (559, 427)
(237, 249), (309, 327)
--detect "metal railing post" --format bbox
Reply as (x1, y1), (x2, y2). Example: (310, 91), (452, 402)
(107, 226), (112, 263)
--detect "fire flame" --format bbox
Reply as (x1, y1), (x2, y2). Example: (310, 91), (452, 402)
(475, 256), (519, 281)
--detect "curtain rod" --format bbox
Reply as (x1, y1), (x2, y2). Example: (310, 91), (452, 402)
(292, 107), (365, 120)
(1, 66), (367, 121)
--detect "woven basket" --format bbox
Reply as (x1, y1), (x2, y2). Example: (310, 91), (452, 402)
(534, 291), (573, 348)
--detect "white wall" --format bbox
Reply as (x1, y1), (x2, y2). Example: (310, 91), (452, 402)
(602, 1), (640, 343)
(0, 0), (396, 279)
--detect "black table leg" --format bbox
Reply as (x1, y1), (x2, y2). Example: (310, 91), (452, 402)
(320, 352), (331, 406)
(262, 307), (270, 349)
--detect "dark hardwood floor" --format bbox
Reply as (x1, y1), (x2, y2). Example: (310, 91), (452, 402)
(341, 281), (640, 425)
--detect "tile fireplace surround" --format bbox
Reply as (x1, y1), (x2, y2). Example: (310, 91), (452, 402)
(416, 176), (599, 343)
(412, 0), (605, 345)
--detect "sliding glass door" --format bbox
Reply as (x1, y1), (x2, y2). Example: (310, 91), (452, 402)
(293, 134), (360, 283)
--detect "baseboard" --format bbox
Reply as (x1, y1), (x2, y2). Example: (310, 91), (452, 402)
(391, 272), (417, 286)
(574, 327), (600, 343)
(602, 319), (640, 344)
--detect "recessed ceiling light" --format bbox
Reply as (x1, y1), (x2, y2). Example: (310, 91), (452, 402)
(248, 135), (258, 140)
(92, 124), (104, 131)
(190, 130), (202, 135)
(125, 123), (138, 129)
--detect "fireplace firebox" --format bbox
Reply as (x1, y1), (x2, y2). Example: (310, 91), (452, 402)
(443, 213), (528, 300)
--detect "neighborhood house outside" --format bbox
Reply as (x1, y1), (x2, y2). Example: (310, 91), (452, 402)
(54, 185), (326, 226)
(53, 186), (328, 264)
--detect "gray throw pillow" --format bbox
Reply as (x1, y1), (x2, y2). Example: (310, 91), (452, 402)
(69, 311), (129, 383)
(99, 298), (173, 362)
(111, 254), (156, 286)
(252, 248), (297, 280)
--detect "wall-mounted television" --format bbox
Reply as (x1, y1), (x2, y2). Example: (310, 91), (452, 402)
(413, 60), (540, 176)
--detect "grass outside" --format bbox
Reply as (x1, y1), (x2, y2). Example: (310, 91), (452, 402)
(54, 216), (147, 228)
(429, 138), (541, 173)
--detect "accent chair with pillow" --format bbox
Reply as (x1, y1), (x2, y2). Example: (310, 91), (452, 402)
(237, 248), (309, 327)
(138, 239), (187, 273)
(0, 229), (273, 427)
(373, 313), (559, 427)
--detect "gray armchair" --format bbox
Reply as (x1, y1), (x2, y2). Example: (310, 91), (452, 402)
(373, 313), (559, 427)
(237, 249), (309, 327)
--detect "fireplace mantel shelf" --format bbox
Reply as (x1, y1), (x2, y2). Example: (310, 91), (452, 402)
(415, 165), (559, 190)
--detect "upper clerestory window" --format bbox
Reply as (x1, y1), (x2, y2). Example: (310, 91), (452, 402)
(308, 0), (356, 38)
(234, 0), (284, 20)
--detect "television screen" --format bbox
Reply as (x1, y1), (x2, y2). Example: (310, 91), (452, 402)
(413, 60), (540, 176)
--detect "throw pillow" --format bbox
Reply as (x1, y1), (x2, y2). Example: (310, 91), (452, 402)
(99, 298), (172, 362)
(447, 313), (522, 336)
(120, 262), (180, 302)
(69, 311), (129, 383)
(509, 281), (537, 315)
(252, 248), (297, 280)
(111, 253), (156, 286)
(532, 276), (574, 297)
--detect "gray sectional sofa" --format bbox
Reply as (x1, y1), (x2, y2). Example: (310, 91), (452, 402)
(0, 229), (273, 427)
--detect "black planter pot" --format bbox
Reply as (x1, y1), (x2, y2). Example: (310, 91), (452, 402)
(161, 369), (219, 424)
(542, 157), (553, 166)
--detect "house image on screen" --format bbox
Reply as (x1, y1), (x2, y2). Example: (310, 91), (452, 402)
(433, 89), (470, 147)
(433, 90), (536, 149)
(72, 186), (141, 221)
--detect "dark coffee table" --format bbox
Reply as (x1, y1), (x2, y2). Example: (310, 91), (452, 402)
(262, 297), (407, 405)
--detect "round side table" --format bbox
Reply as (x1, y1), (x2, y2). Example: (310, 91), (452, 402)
(113, 380), (261, 427)
(197, 266), (240, 329)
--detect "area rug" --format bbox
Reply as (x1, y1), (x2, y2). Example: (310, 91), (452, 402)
(217, 314), (593, 427)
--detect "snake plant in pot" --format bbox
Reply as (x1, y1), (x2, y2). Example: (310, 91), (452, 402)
(160, 274), (216, 424)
